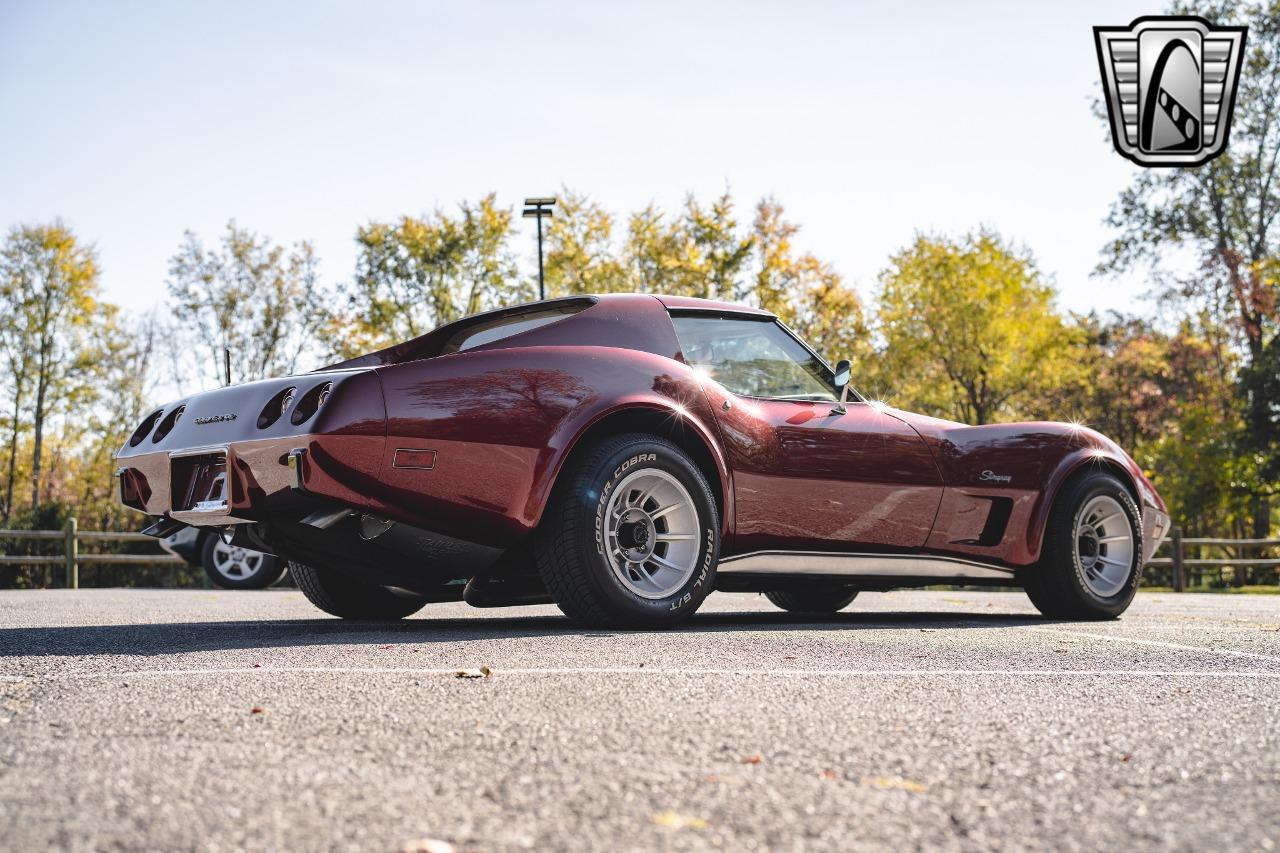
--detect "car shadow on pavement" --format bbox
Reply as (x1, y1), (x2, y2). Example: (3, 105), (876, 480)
(0, 610), (1057, 658)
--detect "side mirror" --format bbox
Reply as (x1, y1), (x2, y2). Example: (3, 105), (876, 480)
(831, 359), (852, 415)
(833, 360), (851, 389)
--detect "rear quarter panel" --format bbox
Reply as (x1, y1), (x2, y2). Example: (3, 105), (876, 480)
(373, 346), (729, 545)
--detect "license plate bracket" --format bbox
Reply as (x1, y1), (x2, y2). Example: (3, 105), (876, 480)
(170, 449), (230, 514)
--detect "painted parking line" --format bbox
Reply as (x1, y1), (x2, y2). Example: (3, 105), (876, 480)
(12, 665), (1280, 681)
(1031, 627), (1280, 664)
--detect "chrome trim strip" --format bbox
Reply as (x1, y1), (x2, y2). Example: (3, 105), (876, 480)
(167, 444), (230, 459)
(716, 550), (1017, 579)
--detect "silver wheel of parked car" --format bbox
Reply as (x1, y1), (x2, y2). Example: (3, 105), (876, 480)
(603, 468), (700, 599)
(199, 535), (285, 590)
(1074, 494), (1135, 599)
(210, 539), (266, 582)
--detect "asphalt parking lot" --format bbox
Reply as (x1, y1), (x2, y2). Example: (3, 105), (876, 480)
(1, 588), (1278, 852)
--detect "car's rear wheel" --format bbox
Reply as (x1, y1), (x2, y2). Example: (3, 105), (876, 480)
(535, 433), (719, 628)
(765, 586), (858, 614)
(201, 535), (286, 590)
(289, 561), (430, 620)
(1023, 471), (1142, 620)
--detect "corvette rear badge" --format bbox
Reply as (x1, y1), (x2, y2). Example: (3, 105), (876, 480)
(1094, 16), (1246, 167)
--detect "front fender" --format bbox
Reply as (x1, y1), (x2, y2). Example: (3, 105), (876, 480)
(1028, 443), (1167, 563)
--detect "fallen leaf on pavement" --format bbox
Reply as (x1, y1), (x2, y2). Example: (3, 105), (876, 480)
(739, 754), (762, 764)
(862, 776), (927, 793)
(819, 769), (838, 780)
(652, 811), (708, 830)
(401, 839), (455, 853)
(250, 706), (264, 715)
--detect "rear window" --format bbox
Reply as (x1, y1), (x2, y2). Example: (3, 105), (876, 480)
(439, 303), (587, 355)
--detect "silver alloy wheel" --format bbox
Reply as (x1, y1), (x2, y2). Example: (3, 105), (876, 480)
(1074, 494), (1135, 598)
(210, 539), (265, 581)
(603, 468), (700, 599)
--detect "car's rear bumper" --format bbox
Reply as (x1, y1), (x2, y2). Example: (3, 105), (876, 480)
(116, 432), (385, 527)
(115, 369), (392, 527)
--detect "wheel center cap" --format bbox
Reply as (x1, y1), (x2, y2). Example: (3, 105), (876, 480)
(617, 514), (655, 558)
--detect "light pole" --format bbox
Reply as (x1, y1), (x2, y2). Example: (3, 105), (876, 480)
(522, 197), (555, 301)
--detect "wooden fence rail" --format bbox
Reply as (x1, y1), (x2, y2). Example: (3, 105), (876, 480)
(0, 520), (182, 588)
(1143, 531), (1279, 591)
(1, 522), (1277, 591)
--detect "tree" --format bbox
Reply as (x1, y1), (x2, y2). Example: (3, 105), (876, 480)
(1100, 0), (1280, 536)
(684, 191), (753, 301)
(876, 231), (1084, 424)
(166, 221), (330, 388)
(623, 204), (703, 296)
(543, 190), (628, 297)
(75, 310), (159, 530)
(344, 195), (522, 355)
(785, 256), (872, 369)
(749, 198), (871, 366)
(0, 223), (102, 511)
(0, 246), (34, 523)
(1060, 312), (1256, 537)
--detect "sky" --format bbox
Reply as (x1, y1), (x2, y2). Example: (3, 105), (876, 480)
(0, 0), (1162, 319)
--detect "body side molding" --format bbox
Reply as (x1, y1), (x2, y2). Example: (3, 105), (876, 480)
(716, 550), (1018, 580)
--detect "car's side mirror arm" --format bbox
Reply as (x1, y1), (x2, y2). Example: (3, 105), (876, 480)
(830, 359), (852, 416)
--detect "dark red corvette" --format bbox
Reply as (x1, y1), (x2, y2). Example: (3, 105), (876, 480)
(116, 294), (1170, 626)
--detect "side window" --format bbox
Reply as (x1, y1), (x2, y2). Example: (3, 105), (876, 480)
(440, 304), (586, 355)
(670, 315), (836, 401)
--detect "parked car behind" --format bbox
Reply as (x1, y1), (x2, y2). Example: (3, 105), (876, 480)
(160, 527), (286, 589)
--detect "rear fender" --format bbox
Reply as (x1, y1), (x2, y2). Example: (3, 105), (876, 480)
(534, 397), (733, 538)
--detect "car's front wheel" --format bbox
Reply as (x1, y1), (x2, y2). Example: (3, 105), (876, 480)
(765, 586), (858, 614)
(1023, 471), (1142, 620)
(201, 535), (286, 590)
(290, 561), (431, 620)
(536, 433), (720, 628)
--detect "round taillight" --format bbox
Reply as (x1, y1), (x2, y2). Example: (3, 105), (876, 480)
(258, 386), (296, 429)
(151, 405), (185, 443)
(129, 409), (164, 447)
(290, 382), (333, 426)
